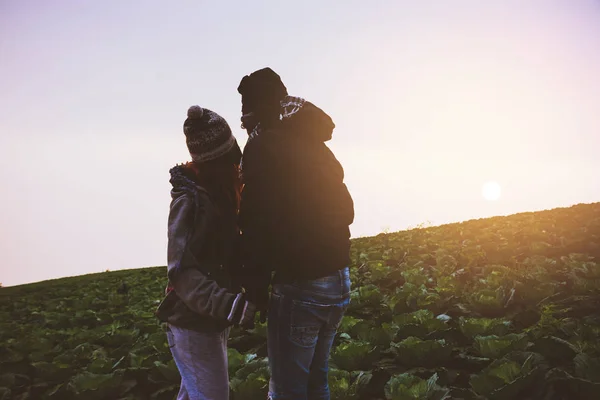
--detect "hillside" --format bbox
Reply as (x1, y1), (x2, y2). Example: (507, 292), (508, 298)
(1, 203), (600, 399)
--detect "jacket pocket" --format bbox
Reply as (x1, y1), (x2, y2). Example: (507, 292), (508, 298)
(155, 291), (179, 322)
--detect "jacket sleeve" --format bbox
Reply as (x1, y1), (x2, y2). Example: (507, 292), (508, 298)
(239, 136), (281, 266)
(167, 192), (250, 325)
(336, 181), (355, 226)
(335, 163), (355, 227)
(239, 138), (268, 235)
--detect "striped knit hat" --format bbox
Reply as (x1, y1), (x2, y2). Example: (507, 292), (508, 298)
(183, 105), (236, 163)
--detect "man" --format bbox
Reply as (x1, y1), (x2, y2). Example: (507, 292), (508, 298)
(237, 67), (354, 400)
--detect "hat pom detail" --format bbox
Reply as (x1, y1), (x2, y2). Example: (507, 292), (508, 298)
(187, 105), (204, 119)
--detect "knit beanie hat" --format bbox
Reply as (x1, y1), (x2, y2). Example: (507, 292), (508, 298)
(183, 105), (236, 163)
(238, 67), (288, 117)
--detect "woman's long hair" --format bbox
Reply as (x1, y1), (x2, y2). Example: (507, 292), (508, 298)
(183, 146), (242, 216)
(180, 146), (242, 269)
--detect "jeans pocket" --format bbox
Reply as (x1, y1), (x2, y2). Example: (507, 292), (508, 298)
(289, 299), (326, 348)
(290, 325), (320, 348)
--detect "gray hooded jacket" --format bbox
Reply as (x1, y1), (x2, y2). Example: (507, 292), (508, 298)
(155, 165), (249, 331)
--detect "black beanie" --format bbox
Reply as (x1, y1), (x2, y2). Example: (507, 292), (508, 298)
(237, 67), (288, 117)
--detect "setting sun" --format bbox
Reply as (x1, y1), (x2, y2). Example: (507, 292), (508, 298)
(482, 181), (502, 201)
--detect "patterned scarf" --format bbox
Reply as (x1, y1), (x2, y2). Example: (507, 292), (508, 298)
(240, 96), (306, 175)
(245, 96), (306, 143)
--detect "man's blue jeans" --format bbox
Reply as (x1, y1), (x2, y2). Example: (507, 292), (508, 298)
(267, 267), (351, 400)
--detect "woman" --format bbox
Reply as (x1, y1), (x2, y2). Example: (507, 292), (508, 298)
(156, 105), (256, 400)
(237, 68), (354, 400)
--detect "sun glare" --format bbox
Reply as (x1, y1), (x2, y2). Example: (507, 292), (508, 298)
(482, 181), (501, 201)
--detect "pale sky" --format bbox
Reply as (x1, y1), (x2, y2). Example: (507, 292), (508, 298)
(1, 0), (599, 286)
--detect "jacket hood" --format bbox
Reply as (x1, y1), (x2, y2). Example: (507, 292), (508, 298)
(280, 96), (335, 142)
(169, 164), (206, 195)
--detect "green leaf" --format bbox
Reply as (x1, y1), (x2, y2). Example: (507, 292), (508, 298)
(331, 341), (380, 371)
(394, 310), (435, 326)
(87, 357), (113, 374)
(352, 371), (373, 397)
(112, 355), (126, 370)
(459, 317), (512, 339)
(46, 383), (66, 398)
(329, 369), (354, 400)
(0, 375), (14, 389)
(354, 285), (385, 307)
(150, 384), (180, 400)
(67, 371), (123, 394)
(129, 352), (146, 368)
(232, 358), (269, 381)
(339, 316), (361, 334)
(151, 361), (179, 383)
(469, 352), (547, 399)
(467, 288), (506, 315)
(350, 321), (393, 346)
(249, 322), (267, 339)
(227, 348), (246, 375)
(402, 268), (429, 286)
(0, 347), (24, 363)
(0, 388), (11, 400)
(470, 360), (521, 395)
(369, 261), (392, 282)
(230, 359), (270, 400)
(384, 373), (450, 400)
(574, 354), (600, 382)
(394, 310), (449, 339)
(560, 376), (600, 400)
(32, 361), (73, 381)
(448, 387), (479, 399)
(473, 333), (529, 358)
(392, 337), (453, 367)
(230, 375), (269, 400)
(531, 336), (578, 363)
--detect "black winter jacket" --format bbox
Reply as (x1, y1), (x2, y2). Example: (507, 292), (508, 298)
(239, 99), (354, 283)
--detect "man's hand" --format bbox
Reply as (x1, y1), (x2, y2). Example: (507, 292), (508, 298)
(238, 263), (271, 324)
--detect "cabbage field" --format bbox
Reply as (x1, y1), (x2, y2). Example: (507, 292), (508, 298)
(1, 203), (600, 399)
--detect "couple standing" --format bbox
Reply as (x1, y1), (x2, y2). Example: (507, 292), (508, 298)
(156, 67), (355, 400)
